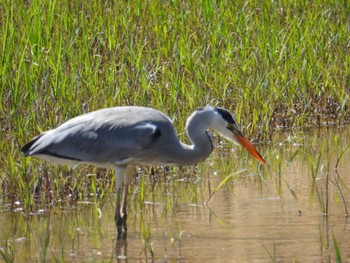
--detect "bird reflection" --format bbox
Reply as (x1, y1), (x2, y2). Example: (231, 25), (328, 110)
(115, 232), (128, 262)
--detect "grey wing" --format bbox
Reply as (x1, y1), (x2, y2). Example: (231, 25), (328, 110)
(22, 121), (162, 164)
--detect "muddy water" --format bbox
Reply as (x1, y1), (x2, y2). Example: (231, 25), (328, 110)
(1, 128), (350, 262)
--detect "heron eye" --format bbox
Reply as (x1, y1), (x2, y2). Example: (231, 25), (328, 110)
(227, 123), (234, 130)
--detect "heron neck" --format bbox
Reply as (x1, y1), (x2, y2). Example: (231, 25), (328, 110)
(172, 111), (214, 165)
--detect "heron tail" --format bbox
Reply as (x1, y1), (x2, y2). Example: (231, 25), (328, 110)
(21, 134), (44, 156)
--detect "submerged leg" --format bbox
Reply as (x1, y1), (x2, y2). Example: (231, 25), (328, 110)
(115, 187), (123, 231)
(120, 183), (129, 230)
(114, 166), (135, 234)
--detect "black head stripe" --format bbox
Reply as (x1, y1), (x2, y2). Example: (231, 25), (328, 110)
(215, 107), (236, 124)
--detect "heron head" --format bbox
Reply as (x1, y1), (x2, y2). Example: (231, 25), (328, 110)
(213, 107), (266, 165)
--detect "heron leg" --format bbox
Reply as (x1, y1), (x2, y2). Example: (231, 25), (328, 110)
(115, 189), (124, 233)
(115, 166), (126, 233)
(114, 166), (134, 234)
(115, 184), (128, 239)
(120, 184), (128, 231)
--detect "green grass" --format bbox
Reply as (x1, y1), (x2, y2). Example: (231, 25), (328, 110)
(1, 0), (349, 132)
(0, 1), (350, 256)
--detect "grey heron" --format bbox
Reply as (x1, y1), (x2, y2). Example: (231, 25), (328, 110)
(21, 106), (266, 233)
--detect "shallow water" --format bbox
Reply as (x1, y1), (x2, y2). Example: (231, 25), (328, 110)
(1, 128), (350, 262)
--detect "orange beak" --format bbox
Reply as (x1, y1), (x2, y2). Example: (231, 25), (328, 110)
(236, 133), (266, 165)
